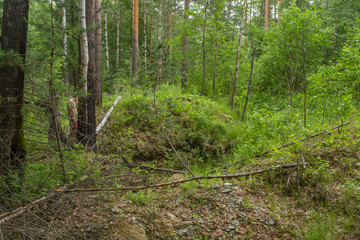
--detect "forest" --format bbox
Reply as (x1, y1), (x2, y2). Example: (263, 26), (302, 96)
(0, 0), (359, 239)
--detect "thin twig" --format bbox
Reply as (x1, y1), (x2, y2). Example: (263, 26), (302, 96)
(121, 162), (186, 174)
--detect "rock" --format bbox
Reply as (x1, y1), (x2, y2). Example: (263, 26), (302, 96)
(178, 229), (188, 235)
(116, 220), (147, 240)
(221, 189), (232, 193)
(232, 220), (239, 228)
(111, 206), (122, 214)
(168, 173), (184, 182)
(224, 182), (232, 187)
(167, 213), (178, 222)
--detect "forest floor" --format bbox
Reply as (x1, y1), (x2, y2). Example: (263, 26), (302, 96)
(3, 93), (359, 239)
(17, 123), (359, 240)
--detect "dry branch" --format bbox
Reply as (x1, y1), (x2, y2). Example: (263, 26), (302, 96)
(122, 162), (186, 174)
(211, 121), (352, 173)
(0, 163), (304, 224)
(96, 96), (122, 134)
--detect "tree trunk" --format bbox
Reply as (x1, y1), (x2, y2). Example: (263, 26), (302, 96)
(149, 15), (153, 70)
(116, 1), (120, 72)
(144, 0), (147, 71)
(201, 1), (208, 96)
(241, 48), (256, 122)
(213, 36), (218, 97)
(86, 0), (97, 152)
(265, 0), (269, 30)
(62, 0), (68, 86)
(0, 0), (29, 192)
(77, 0), (88, 144)
(104, 3), (110, 72)
(278, 0), (282, 22)
(95, 0), (102, 106)
(132, 0), (139, 77)
(230, 0), (247, 111)
(181, 0), (190, 89)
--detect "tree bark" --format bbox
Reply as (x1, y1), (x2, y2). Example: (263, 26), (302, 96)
(212, 36), (218, 97)
(278, 0), (282, 22)
(201, 1), (208, 96)
(0, 0), (29, 192)
(62, 0), (68, 86)
(77, 0), (88, 144)
(265, 0), (269, 30)
(103, 3), (110, 72)
(116, 1), (120, 72)
(144, 0), (147, 71)
(95, 0), (102, 106)
(86, 0), (97, 152)
(181, 0), (190, 89)
(241, 47), (256, 121)
(230, 0), (247, 111)
(132, 0), (139, 77)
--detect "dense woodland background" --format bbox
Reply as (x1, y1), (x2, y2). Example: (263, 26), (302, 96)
(0, 0), (360, 239)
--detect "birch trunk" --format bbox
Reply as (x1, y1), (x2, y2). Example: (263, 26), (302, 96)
(181, 0), (190, 89)
(212, 36), (218, 97)
(201, 1), (208, 96)
(116, 1), (120, 72)
(278, 0), (282, 22)
(104, 3), (110, 72)
(62, 0), (68, 85)
(77, 0), (88, 144)
(144, 0), (147, 70)
(230, 0), (247, 111)
(95, 0), (102, 106)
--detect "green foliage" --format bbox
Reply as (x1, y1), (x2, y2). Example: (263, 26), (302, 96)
(124, 189), (156, 206)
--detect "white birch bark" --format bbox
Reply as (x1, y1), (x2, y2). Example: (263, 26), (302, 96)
(116, 1), (120, 72)
(62, 0), (68, 82)
(144, 0), (147, 69)
(104, 2), (110, 72)
(79, 0), (88, 93)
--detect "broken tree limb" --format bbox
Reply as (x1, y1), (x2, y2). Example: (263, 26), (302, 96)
(0, 163), (304, 224)
(210, 121), (353, 173)
(121, 162), (187, 174)
(0, 187), (65, 225)
(52, 162), (305, 193)
(96, 96), (122, 134)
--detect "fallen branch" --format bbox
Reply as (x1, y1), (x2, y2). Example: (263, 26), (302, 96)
(0, 163), (304, 224)
(0, 187), (64, 225)
(211, 121), (352, 173)
(96, 96), (122, 134)
(52, 162), (304, 193)
(121, 162), (186, 174)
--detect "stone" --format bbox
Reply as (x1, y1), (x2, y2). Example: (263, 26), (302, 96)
(221, 189), (232, 193)
(111, 206), (122, 214)
(168, 173), (184, 182)
(116, 220), (146, 240)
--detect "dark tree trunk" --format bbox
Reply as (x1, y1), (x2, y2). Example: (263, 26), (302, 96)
(201, 1), (208, 96)
(241, 48), (256, 122)
(86, 0), (97, 152)
(0, 0), (29, 191)
(95, 0), (102, 106)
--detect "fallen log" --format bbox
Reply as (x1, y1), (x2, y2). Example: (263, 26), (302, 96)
(96, 96), (122, 134)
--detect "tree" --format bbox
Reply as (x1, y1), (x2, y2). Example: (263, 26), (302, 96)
(0, 0), (29, 190)
(181, 0), (190, 89)
(265, 0), (269, 30)
(132, 0), (139, 77)
(86, 0), (97, 151)
(95, 0), (102, 106)
(230, 0), (247, 111)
